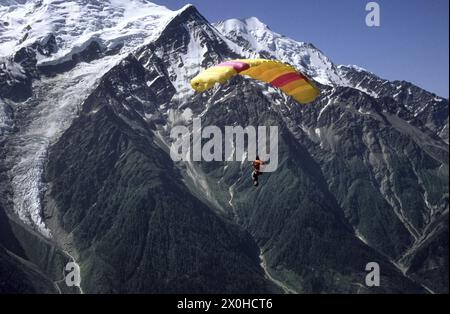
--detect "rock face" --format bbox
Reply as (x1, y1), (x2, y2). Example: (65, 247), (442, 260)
(0, 1), (448, 293)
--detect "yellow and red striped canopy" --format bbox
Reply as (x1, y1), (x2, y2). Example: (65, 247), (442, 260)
(190, 59), (320, 104)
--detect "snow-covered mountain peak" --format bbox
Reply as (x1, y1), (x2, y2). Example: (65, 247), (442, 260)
(0, 0), (203, 236)
(0, 0), (186, 65)
(338, 64), (375, 76)
(214, 17), (347, 86)
(215, 17), (271, 35)
(340, 64), (368, 72)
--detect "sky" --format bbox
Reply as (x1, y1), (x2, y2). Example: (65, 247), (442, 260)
(153, 0), (449, 97)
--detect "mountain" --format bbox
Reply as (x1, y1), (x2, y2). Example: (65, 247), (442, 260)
(0, 0), (448, 293)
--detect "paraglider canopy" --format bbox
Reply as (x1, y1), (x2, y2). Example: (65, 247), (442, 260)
(190, 59), (320, 104)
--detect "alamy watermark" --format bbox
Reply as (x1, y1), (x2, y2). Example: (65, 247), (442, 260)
(365, 262), (380, 287)
(366, 2), (381, 27)
(170, 118), (279, 172)
(65, 262), (81, 288)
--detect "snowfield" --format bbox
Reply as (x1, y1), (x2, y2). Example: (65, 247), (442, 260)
(0, 0), (196, 236)
(0, 0), (190, 64)
(214, 17), (347, 86)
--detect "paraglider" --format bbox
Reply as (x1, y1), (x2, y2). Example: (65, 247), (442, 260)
(190, 58), (320, 104)
(190, 58), (319, 187)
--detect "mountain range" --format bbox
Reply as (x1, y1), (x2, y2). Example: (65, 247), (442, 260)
(0, 0), (448, 293)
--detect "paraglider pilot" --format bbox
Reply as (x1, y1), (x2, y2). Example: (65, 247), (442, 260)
(252, 156), (265, 187)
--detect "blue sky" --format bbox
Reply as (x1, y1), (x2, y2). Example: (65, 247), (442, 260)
(153, 0), (449, 97)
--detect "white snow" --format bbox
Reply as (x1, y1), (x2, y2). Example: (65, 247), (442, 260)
(342, 64), (372, 74)
(0, 0), (186, 65)
(355, 84), (379, 98)
(165, 18), (209, 100)
(215, 20), (387, 94)
(214, 17), (347, 86)
(181, 107), (193, 121)
(358, 107), (372, 115)
(146, 76), (161, 87)
(9, 55), (120, 237)
(1, 0), (196, 237)
(355, 229), (369, 245)
(317, 98), (333, 120)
